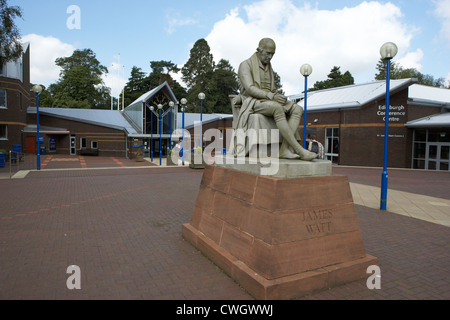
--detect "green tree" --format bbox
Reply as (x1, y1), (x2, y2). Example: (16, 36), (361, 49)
(50, 49), (111, 109)
(122, 62), (187, 107)
(375, 58), (447, 88)
(0, 0), (23, 66)
(34, 84), (53, 108)
(181, 39), (215, 113)
(181, 39), (215, 90)
(148, 60), (187, 101)
(311, 66), (354, 91)
(150, 60), (180, 86)
(122, 66), (150, 106)
(208, 59), (239, 114)
(375, 58), (396, 81)
(127, 66), (147, 91)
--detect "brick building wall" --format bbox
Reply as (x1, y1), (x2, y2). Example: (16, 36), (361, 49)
(301, 87), (444, 168)
(0, 46), (33, 153)
(25, 113), (127, 157)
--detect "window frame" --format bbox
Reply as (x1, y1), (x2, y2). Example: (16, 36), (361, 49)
(0, 124), (8, 140)
(0, 89), (7, 109)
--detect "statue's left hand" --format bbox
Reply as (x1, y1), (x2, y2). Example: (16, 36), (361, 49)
(274, 93), (287, 105)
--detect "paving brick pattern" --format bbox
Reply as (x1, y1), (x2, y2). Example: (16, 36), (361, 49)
(0, 162), (449, 300)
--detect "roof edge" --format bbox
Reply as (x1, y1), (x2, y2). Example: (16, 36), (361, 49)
(27, 107), (129, 133)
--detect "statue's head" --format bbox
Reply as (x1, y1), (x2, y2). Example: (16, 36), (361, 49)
(257, 38), (276, 66)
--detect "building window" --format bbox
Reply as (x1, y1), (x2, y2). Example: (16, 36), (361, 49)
(412, 129), (426, 169)
(0, 125), (8, 140)
(0, 89), (6, 108)
(91, 141), (98, 149)
(325, 127), (339, 164)
(80, 138), (87, 149)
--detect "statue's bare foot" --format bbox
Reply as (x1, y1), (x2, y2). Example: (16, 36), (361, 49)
(279, 148), (301, 159)
(296, 148), (318, 161)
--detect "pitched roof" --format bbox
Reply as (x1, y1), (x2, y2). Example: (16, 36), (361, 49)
(126, 81), (178, 109)
(289, 78), (416, 111)
(405, 112), (450, 128)
(27, 107), (138, 134)
(177, 113), (232, 129)
(408, 84), (450, 107)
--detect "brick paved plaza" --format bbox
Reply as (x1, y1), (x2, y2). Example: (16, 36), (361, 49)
(0, 156), (449, 300)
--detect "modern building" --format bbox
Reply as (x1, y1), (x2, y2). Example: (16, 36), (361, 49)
(24, 81), (231, 159)
(25, 107), (137, 157)
(288, 79), (450, 170)
(0, 42), (33, 155)
(23, 82), (181, 158)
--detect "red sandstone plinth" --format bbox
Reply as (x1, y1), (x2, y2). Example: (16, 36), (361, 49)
(182, 165), (377, 299)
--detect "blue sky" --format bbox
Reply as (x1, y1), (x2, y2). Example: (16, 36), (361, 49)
(10, 0), (450, 97)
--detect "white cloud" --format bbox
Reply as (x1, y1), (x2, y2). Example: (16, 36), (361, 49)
(206, 0), (417, 95)
(22, 34), (126, 97)
(396, 49), (424, 71)
(21, 34), (76, 87)
(165, 10), (199, 34)
(434, 0), (450, 43)
(103, 57), (127, 98)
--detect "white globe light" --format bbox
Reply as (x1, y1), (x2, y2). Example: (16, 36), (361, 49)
(32, 84), (43, 94)
(380, 42), (398, 59)
(300, 64), (313, 77)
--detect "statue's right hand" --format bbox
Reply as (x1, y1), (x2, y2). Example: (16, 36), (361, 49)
(232, 95), (242, 106)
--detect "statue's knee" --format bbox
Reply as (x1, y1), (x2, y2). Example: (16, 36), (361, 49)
(270, 104), (286, 121)
(269, 102), (284, 115)
(292, 104), (303, 116)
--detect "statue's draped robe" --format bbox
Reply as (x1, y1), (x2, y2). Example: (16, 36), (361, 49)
(230, 53), (276, 156)
(230, 53), (296, 156)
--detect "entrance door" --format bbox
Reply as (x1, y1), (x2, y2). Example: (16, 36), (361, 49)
(26, 136), (36, 154)
(325, 127), (339, 164)
(70, 135), (76, 155)
(426, 143), (450, 171)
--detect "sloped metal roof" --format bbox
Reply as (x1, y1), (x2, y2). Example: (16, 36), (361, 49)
(289, 78), (416, 111)
(23, 125), (70, 134)
(126, 81), (179, 109)
(27, 107), (138, 134)
(177, 113), (233, 129)
(408, 84), (450, 107)
(405, 112), (450, 128)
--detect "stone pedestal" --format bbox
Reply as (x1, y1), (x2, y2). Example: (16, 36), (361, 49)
(213, 155), (332, 178)
(182, 160), (377, 300)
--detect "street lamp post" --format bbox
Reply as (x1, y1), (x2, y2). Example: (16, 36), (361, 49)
(379, 42), (398, 211)
(150, 106), (154, 162)
(158, 104), (163, 166)
(300, 64), (313, 148)
(32, 85), (43, 170)
(198, 93), (205, 150)
(169, 101), (174, 151)
(181, 98), (187, 166)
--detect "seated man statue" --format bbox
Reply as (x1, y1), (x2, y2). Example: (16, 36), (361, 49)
(233, 38), (317, 161)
